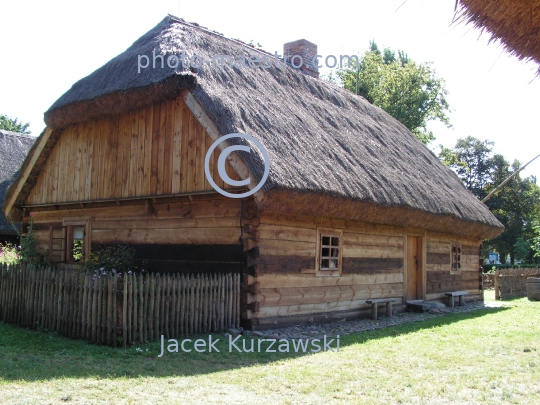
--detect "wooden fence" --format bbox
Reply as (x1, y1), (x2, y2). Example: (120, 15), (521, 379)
(494, 267), (540, 299)
(0, 264), (240, 346)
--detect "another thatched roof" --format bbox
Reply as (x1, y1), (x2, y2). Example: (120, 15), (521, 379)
(455, 0), (540, 73)
(0, 130), (35, 233)
(7, 15), (503, 238)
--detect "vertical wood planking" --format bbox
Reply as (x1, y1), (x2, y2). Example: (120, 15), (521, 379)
(107, 116), (119, 199)
(143, 105), (154, 196)
(84, 122), (94, 201)
(156, 102), (167, 195)
(71, 124), (81, 201)
(78, 123), (88, 201)
(172, 99), (183, 194)
(114, 113), (126, 199)
(150, 103), (161, 196)
(128, 110), (139, 197)
(163, 100), (174, 195)
(136, 108), (147, 196)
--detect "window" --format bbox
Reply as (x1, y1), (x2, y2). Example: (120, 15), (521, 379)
(70, 226), (85, 262)
(64, 219), (91, 264)
(451, 243), (461, 272)
(316, 228), (342, 276)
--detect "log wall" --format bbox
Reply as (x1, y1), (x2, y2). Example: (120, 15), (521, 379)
(426, 233), (483, 301)
(26, 97), (241, 205)
(244, 211), (406, 329)
(27, 195), (243, 273)
(242, 212), (483, 329)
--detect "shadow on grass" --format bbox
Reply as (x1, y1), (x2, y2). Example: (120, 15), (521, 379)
(0, 306), (510, 382)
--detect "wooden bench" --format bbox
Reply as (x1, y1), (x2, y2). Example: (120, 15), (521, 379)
(443, 291), (468, 308)
(366, 298), (397, 320)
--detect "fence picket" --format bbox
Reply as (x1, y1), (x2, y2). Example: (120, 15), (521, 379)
(0, 265), (240, 345)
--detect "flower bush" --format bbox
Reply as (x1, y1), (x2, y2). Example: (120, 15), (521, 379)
(0, 243), (19, 265)
(9, 212), (48, 265)
(78, 245), (147, 275)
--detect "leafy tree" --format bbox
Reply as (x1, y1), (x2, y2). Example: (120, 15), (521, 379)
(531, 222), (540, 260)
(0, 114), (31, 134)
(440, 136), (540, 264)
(513, 237), (530, 263)
(439, 136), (496, 199)
(332, 41), (451, 144)
(486, 159), (540, 264)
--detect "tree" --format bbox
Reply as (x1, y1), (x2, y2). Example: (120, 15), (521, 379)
(485, 159), (540, 264)
(531, 222), (540, 261)
(439, 136), (496, 199)
(513, 238), (530, 263)
(332, 41), (451, 144)
(440, 136), (540, 264)
(0, 114), (31, 134)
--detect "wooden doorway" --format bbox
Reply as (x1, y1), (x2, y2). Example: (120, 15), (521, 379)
(406, 236), (423, 300)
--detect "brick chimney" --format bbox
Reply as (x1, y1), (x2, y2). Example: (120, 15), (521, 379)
(283, 39), (319, 78)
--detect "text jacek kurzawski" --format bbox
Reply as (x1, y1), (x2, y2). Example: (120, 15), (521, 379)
(158, 334), (340, 357)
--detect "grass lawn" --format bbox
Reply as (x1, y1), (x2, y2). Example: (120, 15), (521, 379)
(0, 291), (539, 404)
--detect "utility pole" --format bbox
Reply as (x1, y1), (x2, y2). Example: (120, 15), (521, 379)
(482, 153), (540, 203)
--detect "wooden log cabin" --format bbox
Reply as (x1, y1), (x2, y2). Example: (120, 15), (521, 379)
(3, 15), (503, 330)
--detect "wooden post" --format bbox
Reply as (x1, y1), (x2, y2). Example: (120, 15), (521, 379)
(122, 273), (128, 347)
(112, 271), (118, 346)
(107, 273), (113, 345)
(371, 303), (378, 320)
(154, 273), (161, 341)
(386, 301), (392, 318)
(495, 269), (500, 300)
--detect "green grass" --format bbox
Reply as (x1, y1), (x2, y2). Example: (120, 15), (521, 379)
(0, 292), (539, 404)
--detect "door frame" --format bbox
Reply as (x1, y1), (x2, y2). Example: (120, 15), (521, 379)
(403, 229), (427, 301)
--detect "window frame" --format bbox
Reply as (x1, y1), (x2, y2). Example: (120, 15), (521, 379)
(451, 242), (462, 273)
(63, 218), (91, 264)
(316, 227), (343, 277)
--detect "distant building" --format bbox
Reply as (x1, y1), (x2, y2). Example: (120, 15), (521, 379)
(0, 130), (36, 244)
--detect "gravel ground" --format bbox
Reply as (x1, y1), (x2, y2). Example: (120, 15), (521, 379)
(237, 300), (506, 340)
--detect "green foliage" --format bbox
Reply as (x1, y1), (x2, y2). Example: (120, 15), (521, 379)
(72, 240), (83, 261)
(10, 214), (48, 265)
(531, 222), (540, 259)
(0, 114), (31, 134)
(514, 237), (531, 262)
(439, 136), (496, 199)
(0, 243), (19, 265)
(440, 137), (540, 264)
(78, 245), (144, 274)
(333, 41), (451, 144)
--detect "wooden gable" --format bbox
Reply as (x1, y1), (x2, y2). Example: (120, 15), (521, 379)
(25, 97), (242, 205)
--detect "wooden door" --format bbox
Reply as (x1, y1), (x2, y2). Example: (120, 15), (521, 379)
(406, 236), (423, 300)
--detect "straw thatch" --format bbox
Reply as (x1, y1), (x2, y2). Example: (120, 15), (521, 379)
(0, 130), (35, 234)
(6, 15), (503, 238)
(455, 0), (540, 73)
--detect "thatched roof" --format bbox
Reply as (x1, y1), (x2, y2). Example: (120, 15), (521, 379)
(455, 0), (540, 73)
(0, 130), (35, 233)
(7, 15), (503, 238)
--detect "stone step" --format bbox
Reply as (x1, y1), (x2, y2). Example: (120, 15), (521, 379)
(406, 300), (448, 313)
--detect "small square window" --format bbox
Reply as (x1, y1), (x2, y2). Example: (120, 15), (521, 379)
(317, 228), (342, 276)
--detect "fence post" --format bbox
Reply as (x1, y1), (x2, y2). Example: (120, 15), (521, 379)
(122, 273), (127, 347)
(494, 269), (500, 300)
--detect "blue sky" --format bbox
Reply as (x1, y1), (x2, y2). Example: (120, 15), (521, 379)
(1, 0), (539, 179)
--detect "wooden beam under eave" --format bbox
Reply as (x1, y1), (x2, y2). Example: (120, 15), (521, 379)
(181, 90), (266, 206)
(3, 127), (54, 220)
